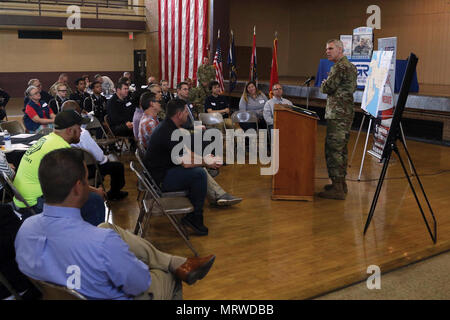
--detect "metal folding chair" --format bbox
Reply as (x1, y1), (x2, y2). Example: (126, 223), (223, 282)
(80, 149), (112, 223)
(104, 115), (130, 155)
(199, 112), (226, 132)
(0, 120), (25, 134)
(0, 271), (23, 300)
(0, 171), (35, 216)
(130, 161), (198, 256)
(28, 278), (86, 300)
(37, 127), (53, 135)
(231, 110), (259, 156)
(85, 116), (120, 155)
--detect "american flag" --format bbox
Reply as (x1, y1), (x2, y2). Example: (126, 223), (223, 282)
(158, 0), (208, 88)
(213, 34), (225, 92)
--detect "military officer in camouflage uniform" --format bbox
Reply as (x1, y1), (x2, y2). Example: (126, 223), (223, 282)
(188, 79), (211, 118)
(319, 39), (357, 200)
(197, 57), (216, 85)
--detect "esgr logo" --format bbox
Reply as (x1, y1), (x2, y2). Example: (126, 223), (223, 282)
(356, 64), (370, 77)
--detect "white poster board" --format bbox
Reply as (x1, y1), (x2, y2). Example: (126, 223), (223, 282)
(340, 35), (353, 58)
(352, 27), (374, 60)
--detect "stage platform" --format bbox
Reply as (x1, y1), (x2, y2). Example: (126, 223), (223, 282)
(108, 124), (450, 299)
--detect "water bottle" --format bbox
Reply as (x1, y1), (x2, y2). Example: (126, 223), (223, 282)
(4, 130), (11, 150)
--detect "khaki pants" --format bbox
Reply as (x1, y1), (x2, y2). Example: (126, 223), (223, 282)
(98, 223), (183, 300)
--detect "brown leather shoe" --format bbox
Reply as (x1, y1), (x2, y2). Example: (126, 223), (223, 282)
(175, 254), (216, 285)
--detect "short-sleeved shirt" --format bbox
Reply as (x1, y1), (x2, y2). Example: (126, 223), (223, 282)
(13, 133), (70, 208)
(138, 113), (159, 150)
(25, 102), (54, 120)
(144, 118), (185, 185)
(204, 95), (230, 118)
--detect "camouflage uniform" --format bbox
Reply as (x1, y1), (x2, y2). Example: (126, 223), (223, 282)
(188, 84), (211, 118)
(197, 63), (216, 84)
(320, 56), (357, 181)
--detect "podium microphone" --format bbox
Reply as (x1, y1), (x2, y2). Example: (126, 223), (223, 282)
(302, 76), (315, 86)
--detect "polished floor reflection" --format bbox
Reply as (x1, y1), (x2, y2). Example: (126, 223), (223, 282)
(110, 125), (450, 299)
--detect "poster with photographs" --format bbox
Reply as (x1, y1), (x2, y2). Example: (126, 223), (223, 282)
(340, 35), (353, 58)
(352, 27), (373, 60)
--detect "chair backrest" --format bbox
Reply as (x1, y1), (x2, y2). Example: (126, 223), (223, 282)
(0, 271), (23, 300)
(199, 112), (224, 126)
(135, 149), (163, 195)
(103, 115), (116, 138)
(79, 148), (103, 188)
(85, 116), (108, 138)
(231, 111), (258, 124)
(129, 161), (162, 205)
(0, 171), (35, 214)
(0, 121), (25, 134)
(28, 278), (87, 300)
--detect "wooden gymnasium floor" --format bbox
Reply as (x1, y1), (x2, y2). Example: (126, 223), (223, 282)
(107, 125), (450, 300)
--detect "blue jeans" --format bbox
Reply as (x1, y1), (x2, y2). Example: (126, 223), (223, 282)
(19, 192), (105, 226)
(161, 167), (207, 217)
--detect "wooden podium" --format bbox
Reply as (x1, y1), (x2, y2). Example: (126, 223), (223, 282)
(272, 105), (318, 201)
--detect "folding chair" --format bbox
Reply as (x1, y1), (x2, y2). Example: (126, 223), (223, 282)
(0, 120), (25, 134)
(28, 278), (86, 300)
(104, 115), (130, 155)
(231, 111), (259, 156)
(199, 112), (226, 132)
(80, 149), (112, 223)
(135, 148), (187, 199)
(85, 116), (120, 155)
(130, 161), (198, 256)
(0, 271), (23, 300)
(0, 171), (35, 216)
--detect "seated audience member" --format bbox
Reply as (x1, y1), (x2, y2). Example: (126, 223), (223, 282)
(123, 72), (136, 92)
(189, 79), (211, 118)
(48, 83), (68, 114)
(14, 148), (215, 300)
(184, 77), (194, 89)
(145, 99), (241, 236)
(94, 74), (115, 97)
(141, 94), (240, 207)
(70, 78), (90, 111)
(49, 73), (72, 97)
(13, 110), (105, 225)
(161, 79), (174, 104)
(205, 81), (233, 129)
(62, 100), (128, 201)
(82, 74), (92, 94)
(0, 204), (41, 300)
(23, 79), (52, 109)
(147, 76), (156, 87)
(0, 150), (15, 192)
(106, 80), (135, 138)
(239, 81), (268, 130)
(0, 87), (10, 121)
(138, 92), (161, 150)
(23, 85), (55, 133)
(84, 81), (108, 122)
(263, 83), (293, 128)
(175, 82), (196, 129)
(132, 83), (164, 140)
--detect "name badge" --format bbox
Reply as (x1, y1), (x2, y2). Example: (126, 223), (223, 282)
(42, 103), (48, 107)
(211, 102), (216, 106)
(126, 102), (132, 107)
(259, 100), (265, 104)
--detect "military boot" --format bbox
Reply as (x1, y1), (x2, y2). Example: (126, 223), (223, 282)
(319, 177), (346, 200)
(324, 179), (348, 193)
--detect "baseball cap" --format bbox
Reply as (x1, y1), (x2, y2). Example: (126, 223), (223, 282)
(54, 110), (90, 130)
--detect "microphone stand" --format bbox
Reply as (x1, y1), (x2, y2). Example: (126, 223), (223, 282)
(305, 80), (311, 110)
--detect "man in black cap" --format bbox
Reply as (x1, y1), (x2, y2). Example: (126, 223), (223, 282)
(12, 110), (106, 225)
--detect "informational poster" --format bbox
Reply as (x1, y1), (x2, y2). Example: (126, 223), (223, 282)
(361, 50), (394, 118)
(340, 35), (353, 58)
(352, 27), (374, 60)
(368, 37), (398, 160)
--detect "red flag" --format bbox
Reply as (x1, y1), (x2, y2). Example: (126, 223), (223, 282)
(269, 35), (279, 98)
(249, 26), (257, 84)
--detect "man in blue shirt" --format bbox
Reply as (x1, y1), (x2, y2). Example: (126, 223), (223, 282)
(14, 148), (215, 300)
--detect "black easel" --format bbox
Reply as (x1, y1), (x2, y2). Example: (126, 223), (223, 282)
(363, 53), (437, 244)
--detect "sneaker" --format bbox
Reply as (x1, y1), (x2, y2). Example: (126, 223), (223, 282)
(107, 191), (129, 201)
(215, 193), (242, 207)
(181, 215), (208, 236)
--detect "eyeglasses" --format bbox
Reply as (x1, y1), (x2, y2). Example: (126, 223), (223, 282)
(30, 92), (40, 96)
